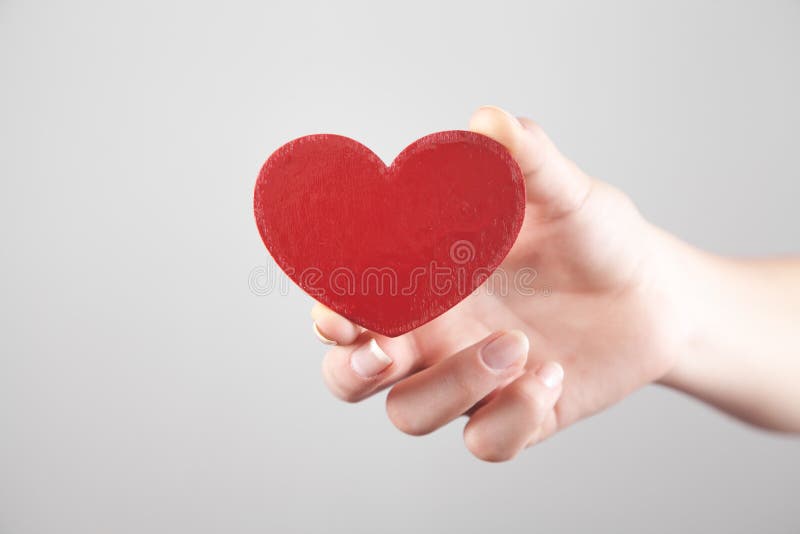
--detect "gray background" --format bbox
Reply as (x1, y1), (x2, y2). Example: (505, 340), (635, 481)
(1, 1), (798, 532)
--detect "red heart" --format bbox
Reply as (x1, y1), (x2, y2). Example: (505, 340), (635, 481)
(254, 131), (525, 337)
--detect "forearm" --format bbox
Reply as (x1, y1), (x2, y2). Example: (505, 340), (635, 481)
(653, 229), (800, 431)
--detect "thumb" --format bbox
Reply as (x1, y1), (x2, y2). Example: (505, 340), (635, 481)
(469, 105), (593, 220)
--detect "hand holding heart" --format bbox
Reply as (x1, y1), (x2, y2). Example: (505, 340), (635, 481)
(309, 106), (691, 461)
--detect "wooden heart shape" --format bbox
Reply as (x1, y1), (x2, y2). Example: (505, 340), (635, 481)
(254, 131), (525, 337)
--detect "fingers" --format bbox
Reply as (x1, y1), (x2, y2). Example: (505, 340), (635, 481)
(385, 331), (529, 436)
(312, 302), (435, 403)
(310, 304), (566, 462)
(468, 105), (592, 220)
(311, 302), (360, 345)
(463, 362), (564, 462)
(321, 331), (426, 403)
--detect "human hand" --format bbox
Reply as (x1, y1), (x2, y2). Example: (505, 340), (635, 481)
(311, 105), (691, 461)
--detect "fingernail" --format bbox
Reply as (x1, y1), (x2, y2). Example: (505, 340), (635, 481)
(350, 338), (392, 378)
(537, 362), (564, 388)
(481, 331), (529, 370)
(312, 322), (337, 345)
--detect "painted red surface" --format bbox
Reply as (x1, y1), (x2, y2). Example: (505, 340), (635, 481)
(254, 131), (525, 337)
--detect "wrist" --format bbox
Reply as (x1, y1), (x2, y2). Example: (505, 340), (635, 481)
(638, 225), (718, 389)
(644, 230), (800, 431)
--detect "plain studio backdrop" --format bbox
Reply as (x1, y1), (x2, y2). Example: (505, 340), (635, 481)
(1, 1), (798, 533)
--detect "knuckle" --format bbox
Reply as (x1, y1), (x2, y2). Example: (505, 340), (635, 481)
(513, 378), (550, 416)
(443, 356), (489, 399)
(444, 367), (479, 400)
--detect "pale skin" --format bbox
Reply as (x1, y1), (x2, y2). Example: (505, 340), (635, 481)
(311, 106), (800, 462)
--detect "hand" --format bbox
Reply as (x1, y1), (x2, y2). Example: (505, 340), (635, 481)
(310, 106), (703, 461)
